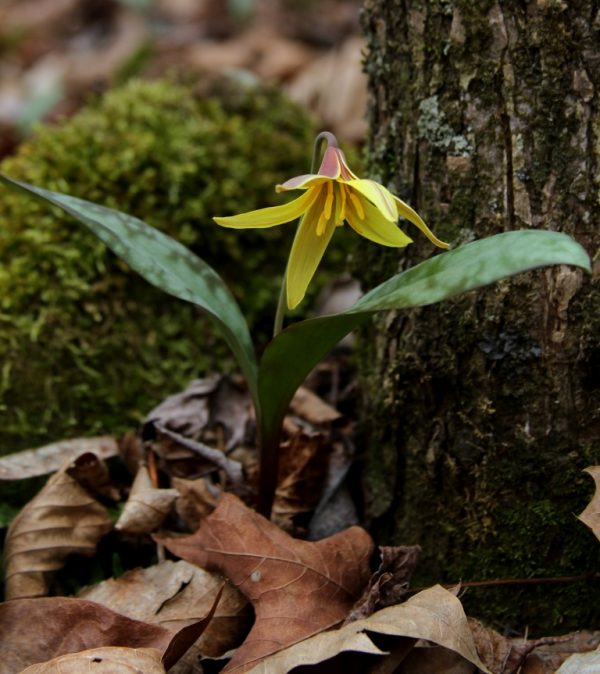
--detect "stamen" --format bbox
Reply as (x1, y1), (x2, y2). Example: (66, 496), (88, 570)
(324, 181), (334, 219)
(316, 210), (328, 236)
(349, 192), (365, 220)
(338, 184), (347, 225)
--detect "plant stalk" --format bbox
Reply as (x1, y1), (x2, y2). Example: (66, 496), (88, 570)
(262, 131), (338, 517)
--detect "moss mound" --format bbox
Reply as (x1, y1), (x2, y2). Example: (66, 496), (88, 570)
(0, 78), (316, 453)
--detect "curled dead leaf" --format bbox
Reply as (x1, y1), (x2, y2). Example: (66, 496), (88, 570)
(347, 545), (421, 621)
(79, 560), (250, 659)
(0, 597), (172, 674)
(272, 432), (332, 534)
(18, 647), (165, 674)
(3, 457), (112, 599)
(158, 493), (374, 673)
(578, 466), (600, 541)
(0, 436), (118, 481)
(172, 477), (219, 530)
(556, 643), (600, 673)
(115, 465), (178, 534)
(244, 585), (490, 674)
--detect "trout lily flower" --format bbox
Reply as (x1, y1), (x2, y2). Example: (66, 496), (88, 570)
(214, 136), (448, 309)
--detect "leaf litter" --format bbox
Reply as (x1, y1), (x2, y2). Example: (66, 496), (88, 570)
(1, 379), (599, 673)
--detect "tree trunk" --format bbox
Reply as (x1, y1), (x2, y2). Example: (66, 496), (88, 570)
(359, 0), (599, 633)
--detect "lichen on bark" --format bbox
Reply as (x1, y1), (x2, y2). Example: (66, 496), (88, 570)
(358, 0), (600, 633)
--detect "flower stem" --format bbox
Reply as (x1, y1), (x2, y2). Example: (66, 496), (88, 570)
(272, 273), (287, 338)
(272, 131), (338, 338)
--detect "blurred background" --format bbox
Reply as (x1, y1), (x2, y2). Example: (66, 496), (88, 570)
(0, 0), (367, 454)
(0, 0), (367, 160)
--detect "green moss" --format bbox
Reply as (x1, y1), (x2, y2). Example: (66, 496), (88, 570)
(0, 78), (318, 453)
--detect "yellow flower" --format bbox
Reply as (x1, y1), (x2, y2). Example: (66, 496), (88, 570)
(214, 142), (448, 309)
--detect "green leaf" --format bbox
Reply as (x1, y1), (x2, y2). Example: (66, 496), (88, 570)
(257, 230), (591, 451)
(0, 175), (259, 405)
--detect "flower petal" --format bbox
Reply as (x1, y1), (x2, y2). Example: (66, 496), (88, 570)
(213, 188), (320, 229)
(286, 191), (336, 309)
(346, 179), (398, 222)
(347, 193), (413, 247)
(317, 146), (342, 178)
(393, 196), (450, 249)
(276, 174), (329, 192)
(336, 148), (359, 180)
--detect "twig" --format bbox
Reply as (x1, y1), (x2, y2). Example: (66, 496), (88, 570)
(154, 423), (244, 486)
(408, 572), (599, 594)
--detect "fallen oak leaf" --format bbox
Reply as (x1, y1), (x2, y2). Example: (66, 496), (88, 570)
(243, 585), (491, 674)
(79, 560), (250, 658)
(18, 647), (166, 674)
(0, 597), (172, 674)
(158, 493), (374, 673)
(3, 455), (112, 599)
(0, 592), (219, 674)
(577, 466), (600, 541)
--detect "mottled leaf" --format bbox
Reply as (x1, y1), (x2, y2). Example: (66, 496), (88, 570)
(257, 231), (591, 480)
(0, 175), (258, 405)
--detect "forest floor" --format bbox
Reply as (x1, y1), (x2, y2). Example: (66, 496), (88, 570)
(0, 1), (599, 673)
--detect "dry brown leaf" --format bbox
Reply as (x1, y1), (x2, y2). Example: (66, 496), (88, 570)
(144, 376), (252, 478)
(348, 545), (421, 621)
(399, 645), (477, 673)
(115, 465), (178, 534)
(578, 466), (600, 541)
(18, 647), (165, 674)
(0, 436), (118, 481)
(556, 644), (600, 673)
(272, 432), (332, 533)
(289, 387), (341, 425)
(0, 597), (173, 674)
(79, 560), (250, 659)
(158, 493), (373, 673)
(244, 585), (490, 674)
(66, 450), (120, 501)
(286, 37), (368, 142)
(172, 477), (219, 530)
(3, 458), (112, 599)
(521, 631), (600, 674)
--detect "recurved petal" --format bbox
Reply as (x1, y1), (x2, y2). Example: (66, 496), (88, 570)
(347, 194), (412, 247)
(317, 146), (342, 179)
(346, 179), (398, 222)
(213, 188), (320, 229)
(394, 196), (449, 249)
(276, 174), (329, 192)
(286, 192), (336, 309)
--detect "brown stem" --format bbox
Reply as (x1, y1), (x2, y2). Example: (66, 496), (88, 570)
(408, 572), (599, 594)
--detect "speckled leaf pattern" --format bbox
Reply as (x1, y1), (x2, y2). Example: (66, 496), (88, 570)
(257, 230), (591, 453)
(0, 175), (258, 405)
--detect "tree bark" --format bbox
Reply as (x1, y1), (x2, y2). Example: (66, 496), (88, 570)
(359, 0), (599, 632)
